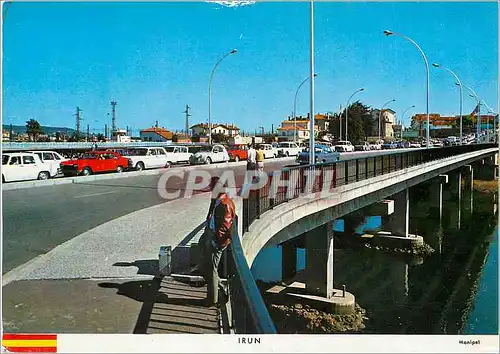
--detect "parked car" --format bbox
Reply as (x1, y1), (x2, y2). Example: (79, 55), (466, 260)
(334, 140), (355, 153)
(60, 150), (130, 176)
(396, 141), (410, 149)
(354, 142), (370, 151)
(126, 147), (171, 171)
(226, 144), (248, 162)
(29, 150), (68, 176)
(277, 142), (302, 157)
(297, 145), (340, 165)
(409, 142), (421, 148)
(2, 152), (55, 182)
(260, 144), (276, 159)
(189, 144), (230, 165)
(382, 141), (398, 149)
(164, 145), (192, 165)
(369, 141), (383, 150)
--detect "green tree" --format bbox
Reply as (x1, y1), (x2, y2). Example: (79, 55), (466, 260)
(55, 131), (62, 142)
(68, 132), (84, 142)
(26, 119), (43, 142)
(262, 134), (276, 143)
(211, 133), (228, 144)
(96, 133), (105, 142)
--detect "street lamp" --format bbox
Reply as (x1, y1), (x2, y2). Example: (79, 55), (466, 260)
(482, 100), (496, 143)
(309, 0), (316, 165)
(462, 84), (481, 143)
(379, 99), (396, 142)
(293, 73), (317, 143)
(384, 30), (430, 148)
(400, 104), (415, 138)
(208, 49), (237, 145)
(345, 88), (364, 141)
(433, 63), (464, 145)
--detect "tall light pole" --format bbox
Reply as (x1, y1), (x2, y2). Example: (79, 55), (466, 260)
(293, 74), (317, 143)
(401, 104), (415, 138)
(482, 100), (496, 143)
(384, 30), (430, 148)
(378, 99), (396, 142)
(309, 0), (316, 165)
(208, 49), (237, 145)
(462, 84), (481, 143)
(345, 88), (364, 141)
(432, 63), (463, 145)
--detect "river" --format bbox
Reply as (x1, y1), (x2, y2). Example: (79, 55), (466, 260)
(251, 184), (498, 334)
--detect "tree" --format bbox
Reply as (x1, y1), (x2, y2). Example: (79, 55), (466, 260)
(171, 134), (179, 143)
(327, 101), (373, 144)
(26, 119), (43, 142)
(262, 134), (276, 143)
(96, 133), (105, 142)
(211, 133), (228, 144)
(55, 131), (62, 142)
(68, 132), (84, 142)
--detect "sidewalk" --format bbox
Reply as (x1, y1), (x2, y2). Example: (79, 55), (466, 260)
(2, 192), (242, 333)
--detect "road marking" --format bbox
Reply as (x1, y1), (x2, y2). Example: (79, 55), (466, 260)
(74, 191), (117, 199)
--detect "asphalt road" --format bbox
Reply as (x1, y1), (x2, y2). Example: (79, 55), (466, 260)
(2, 159), (295, 274)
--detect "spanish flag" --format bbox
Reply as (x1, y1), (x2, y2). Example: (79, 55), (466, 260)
(2, 334), (57, 352)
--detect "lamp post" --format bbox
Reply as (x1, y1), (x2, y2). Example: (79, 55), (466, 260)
(462, 84), (481, 143)
(345, 88), (364, 141)
(309, 0), (316, 165)
(208, 49), (237, 145)
(294, 74), (317, 143)
(384, 30), (430, 148)
(401, 104), (415, 138)
(482, 100), (496, 143)
(378, 99), (396, 142)
(432, 63), (463, 145)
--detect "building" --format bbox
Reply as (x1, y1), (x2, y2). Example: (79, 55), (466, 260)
(276, 125), (310, 142)
(190, 123), (240, 137)
(277, 113), (322, 142)
(369, 109), (396, 138)
(140, 127), (173, 142)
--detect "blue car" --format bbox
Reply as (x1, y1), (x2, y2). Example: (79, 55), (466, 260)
(297, 144), (341, 165)
(382, 141), (398, 149)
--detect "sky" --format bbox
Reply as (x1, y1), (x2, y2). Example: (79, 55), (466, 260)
(2, 1), (498, 135)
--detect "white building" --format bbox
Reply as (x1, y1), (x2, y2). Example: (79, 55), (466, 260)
(190, 123), (240, 137)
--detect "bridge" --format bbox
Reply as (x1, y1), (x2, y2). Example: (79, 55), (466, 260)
(225, 143), (497, 333)
(1, 145), (497, 335)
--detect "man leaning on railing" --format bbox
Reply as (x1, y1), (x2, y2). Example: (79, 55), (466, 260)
(200, 178), (236, 307)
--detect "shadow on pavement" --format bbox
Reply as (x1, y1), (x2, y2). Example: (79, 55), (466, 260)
(113, 260), (159, 276)
(98, 277), (218, 334)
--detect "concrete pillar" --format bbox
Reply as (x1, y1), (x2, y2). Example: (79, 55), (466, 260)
(305, 223), (334, 298)
(462, 165), (474, 214)
(384, 188), (409, 237)
(281, 242), (297, 281)
(437, 174), (449, 222)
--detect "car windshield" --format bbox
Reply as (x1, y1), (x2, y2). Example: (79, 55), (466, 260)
(2, 155), (10, 165)
(191, 146), (212, 153)
(81, 153), (98, 159)
(129, 149), (148, 156)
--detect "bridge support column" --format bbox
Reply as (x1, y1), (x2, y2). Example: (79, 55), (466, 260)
(437, 174), (449, 222)
(281, 241), (297, 281)
(462, 165), (474, 214)
(383, 188), (409, 237)
(305, 223), (334, 298)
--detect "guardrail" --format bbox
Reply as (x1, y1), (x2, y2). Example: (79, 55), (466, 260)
(243, 144), (496, 231)
(1, 141), (211, 151)
(226, 216), (277, 334)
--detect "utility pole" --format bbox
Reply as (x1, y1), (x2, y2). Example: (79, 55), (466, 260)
(86, 124), (90, 142)
(184, 104), (191, 135)
(9, 124), (13, 142)
(75, 106), (83, 136)
(110, 101), (117, 135)
(104, 124), (108, 140)
(155, 120), (159, 129)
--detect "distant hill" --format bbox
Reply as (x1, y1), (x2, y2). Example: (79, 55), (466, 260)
(2, 125), (76, 135)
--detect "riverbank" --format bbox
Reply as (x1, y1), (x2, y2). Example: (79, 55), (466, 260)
(256, 281), (367, 334)
(473, 180), (498, 194)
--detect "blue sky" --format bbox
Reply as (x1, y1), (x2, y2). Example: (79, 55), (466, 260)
(2, 1), (498, 135)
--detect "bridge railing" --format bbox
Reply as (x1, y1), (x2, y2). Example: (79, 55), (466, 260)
(243, 144), (496, 232)
(226, 216), (277, 334)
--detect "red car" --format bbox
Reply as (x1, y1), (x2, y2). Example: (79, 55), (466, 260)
(226, 144), (248, 162)
(60, 151), (130, 176)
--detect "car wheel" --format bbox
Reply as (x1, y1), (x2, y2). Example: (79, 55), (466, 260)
(206, 157), (212, 164)
(136, 162), (145, 171)
(82, 167), (92, 176)
(235, 156), (240, 162)
(116, 166), (124, 173)
(38, 171), (50, 180)
(165, 161), (173, 168)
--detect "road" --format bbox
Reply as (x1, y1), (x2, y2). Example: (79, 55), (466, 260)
(2, 148), (418, 273)
(2, 159), (295, 273)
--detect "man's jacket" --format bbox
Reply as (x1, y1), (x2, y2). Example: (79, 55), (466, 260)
(208, 193), (236, 248)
